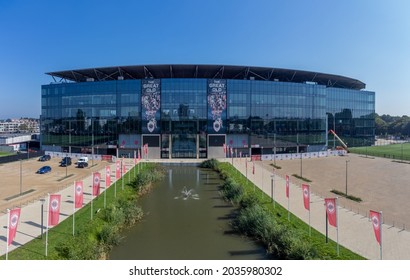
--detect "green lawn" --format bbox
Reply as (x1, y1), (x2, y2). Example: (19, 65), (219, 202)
(349, 143), (410, 161)
(0, 151), (15, 157)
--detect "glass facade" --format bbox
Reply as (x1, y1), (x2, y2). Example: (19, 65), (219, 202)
(41, 72), (375, 158)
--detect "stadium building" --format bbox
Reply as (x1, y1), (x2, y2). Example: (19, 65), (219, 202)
(41, 64), (375, 159)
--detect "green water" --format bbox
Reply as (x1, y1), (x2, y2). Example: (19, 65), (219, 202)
(109, 165), (268, 260)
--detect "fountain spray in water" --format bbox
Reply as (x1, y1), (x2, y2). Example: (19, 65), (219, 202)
(174, 186), (200, 200)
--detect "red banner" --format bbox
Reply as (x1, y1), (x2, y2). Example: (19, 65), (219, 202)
(325, 198), (337, 227)
(302, 184), (310, 210)
(106, 166), (111, 187)
(286, 175), (290, 198)
(93, 172), (101, 196)
(74, 181), (83, 208)
(370, 210), (381, 244)
(8, 208), (21, 245)
(116, 160), (121, 179)
(48, 194), (61, 226)
(138, 149), (141, 160)
(122, 161), (126, 174)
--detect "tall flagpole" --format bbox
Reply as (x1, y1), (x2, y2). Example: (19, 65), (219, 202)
(73, 181), (75, 236)
(91, 182), (94, 220)
(287, 184), (290, 221)
(308, 188), (311, 236)
(6, 208), (10, 260)
(45, 193), (50, 257)
(380, 211), (383, 260)
(336, 197), (339, 256)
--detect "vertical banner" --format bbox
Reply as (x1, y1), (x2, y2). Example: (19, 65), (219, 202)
(48, 194), (61, 226)
(74, 181), (84, 208)
(116, 160), (121, 179)
(285, 175), (290, 198)
(370, 210), (382, 244)
(141, 79), (161, 134)
(8, 208), (21, 245)
(207, 79), (227, 133)
(93, 172), (101, 196)
(325, 198), (337, 227)
(106, 166), (111, 187)
(302, 184), (310, 210)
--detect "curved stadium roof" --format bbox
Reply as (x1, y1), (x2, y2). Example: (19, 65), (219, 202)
(46, 64), (365, 90)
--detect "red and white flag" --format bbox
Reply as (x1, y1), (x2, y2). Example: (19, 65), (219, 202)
(122, 161), (126, 174)
(285, 175), (290, 198)
(116, 160), (121, 179)
(370, 210), (381, 244)
(8, 208), (21, 245)
(74, 181), (83, 208)
(223, 143), (227, 154)
(48, 194), (61, 226)
(144, 143), (148, 155)
(325, 198), (337, 227)
(106, 166), (111, 187)
(302, 184), (310, 210)
(138, 149), (141, 160)
(93, 172), (101, 196)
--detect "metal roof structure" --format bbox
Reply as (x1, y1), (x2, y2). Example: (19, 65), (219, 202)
(46, 64), (366, 90)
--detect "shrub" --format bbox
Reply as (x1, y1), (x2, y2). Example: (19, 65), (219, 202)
(220, 180), (244, 204)
(200, 158), (220, 170)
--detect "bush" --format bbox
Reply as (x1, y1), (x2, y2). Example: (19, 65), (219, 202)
(200, 158), (220, 170)
(220, 180), (244, 204)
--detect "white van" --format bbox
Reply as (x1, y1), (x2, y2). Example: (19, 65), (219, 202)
(77, 156), (89, 164)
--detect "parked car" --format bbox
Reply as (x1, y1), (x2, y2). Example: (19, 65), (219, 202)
(60, 157), (72, 167)
(77, 161), (88, 168)
(38, 154), (51, 161)
(37, 166), (52, 174)
(76, 156), (89, 164)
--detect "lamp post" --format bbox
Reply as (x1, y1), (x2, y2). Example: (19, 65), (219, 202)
(20, 159), (22, 196)
(345, 160), (350, 196)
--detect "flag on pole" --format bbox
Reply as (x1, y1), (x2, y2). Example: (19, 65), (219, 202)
(116, 160), (121, 179)
(74, 181), (83, 208)
(370, 210), (382, 244)
(138, 149), (141, 160)
(8, 208), (21, 245)
(223, 143), (226, 154)
(302, 184), (310, 210)
(144, 143), (148, 156)
(285, 175), (290, 198)
(230, 147), (233, 158)
(48, 194), (61, 226)
(123, 161), (126, 174)
(93, 172), (101, 196)
(106, 166), (111, 187)
(325, 198), (337, 227)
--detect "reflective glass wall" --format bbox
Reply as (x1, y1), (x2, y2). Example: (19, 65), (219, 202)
(326, 88), (375, 147)
(41, 78), (375, 156)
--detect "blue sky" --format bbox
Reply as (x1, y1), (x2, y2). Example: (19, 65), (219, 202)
(0, 0), (409, 119)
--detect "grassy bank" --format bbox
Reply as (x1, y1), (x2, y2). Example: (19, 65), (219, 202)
(1, 163), (164, 260)
(201, 159), (364, 260)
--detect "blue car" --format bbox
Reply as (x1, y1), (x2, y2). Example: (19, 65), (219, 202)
(37, 166), (52, 174)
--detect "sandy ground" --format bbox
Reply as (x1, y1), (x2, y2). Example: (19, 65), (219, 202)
(0, 156), (111, 214)
(264, 153), (410, 229)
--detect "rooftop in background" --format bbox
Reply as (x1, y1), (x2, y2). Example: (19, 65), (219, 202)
(46, 64), (366, 90)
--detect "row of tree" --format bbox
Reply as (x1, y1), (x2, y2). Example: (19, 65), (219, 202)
(375, 113), (410, 136)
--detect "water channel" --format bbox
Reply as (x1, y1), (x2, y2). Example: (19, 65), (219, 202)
(109, 165), (268, 260)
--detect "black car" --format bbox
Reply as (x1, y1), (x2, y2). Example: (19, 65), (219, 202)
(77, 161), (88, 168)
(60, 157), (72, 167)
(38, 155), (51, 161)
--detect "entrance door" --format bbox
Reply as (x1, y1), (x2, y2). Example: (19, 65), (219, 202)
(171, 134), (196, 158)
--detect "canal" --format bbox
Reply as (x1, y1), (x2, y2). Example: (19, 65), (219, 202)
(109, 165), (268, 260)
